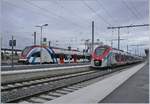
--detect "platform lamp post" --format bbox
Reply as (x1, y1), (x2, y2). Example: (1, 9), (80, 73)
(35, 24), (48, 64)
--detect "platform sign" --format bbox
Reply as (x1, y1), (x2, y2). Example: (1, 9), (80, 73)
(42, 38), (47, 46)
(43, 38), (47, 42)
(68, 46), (71, 51)
(9, 40), (16, 46)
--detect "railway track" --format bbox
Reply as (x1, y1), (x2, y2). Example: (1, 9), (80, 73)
(1, 63), (140, 103)
(2, 70), (95, 91)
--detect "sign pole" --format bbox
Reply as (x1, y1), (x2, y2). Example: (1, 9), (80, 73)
(34, 32), (36, 45)
(11, 36), (14, 69)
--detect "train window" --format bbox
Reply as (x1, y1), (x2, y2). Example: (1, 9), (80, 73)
(121, 55), (124, 61)
(51, 53), (56, 59)
(95, 48), (106, 55)
(54, 54), (59, 58)
(115, 53), (118, 61)
(31, 52), (40, 57)
(115, 53), (120, 61)
(22, 47), (31, 56)
(64, 55), (68, 60)
(77, 56), (79, 59)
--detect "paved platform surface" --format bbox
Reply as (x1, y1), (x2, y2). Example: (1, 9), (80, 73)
(1, 63), (89, 71)
(45, 62), (146, 104)
(100, 63), (149, 103)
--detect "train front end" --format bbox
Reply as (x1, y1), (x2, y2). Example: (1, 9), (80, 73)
(91, 46), (111, 68)
(18, 46), (32, 64)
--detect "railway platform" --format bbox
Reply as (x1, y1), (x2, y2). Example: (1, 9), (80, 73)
(1, 62), (90, 71)
(46, 62), (149, 103)
(100, 62), (149, 103)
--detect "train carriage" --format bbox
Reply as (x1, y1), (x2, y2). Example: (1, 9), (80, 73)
(19, 45), (90, 64)
(91, 45), (143, 68)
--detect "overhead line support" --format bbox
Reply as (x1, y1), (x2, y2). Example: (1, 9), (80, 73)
(107, 24), (149, 50)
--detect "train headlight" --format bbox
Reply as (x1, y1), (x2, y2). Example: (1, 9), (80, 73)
(95, 61), (99, 63)
(94, 60), (102, 66)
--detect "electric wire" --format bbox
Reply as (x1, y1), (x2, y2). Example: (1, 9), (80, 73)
(82, 0), (112, 26)
(51, 0), (90, 26)
(95, 0), (118, 25)
(122, 0), (142, 24)
(130, 0), (144, 20)
(23, 0), (83, 28)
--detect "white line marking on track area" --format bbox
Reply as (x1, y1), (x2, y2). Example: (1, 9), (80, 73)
(45, 62), (146, 104)
(1, 65), (90, 75)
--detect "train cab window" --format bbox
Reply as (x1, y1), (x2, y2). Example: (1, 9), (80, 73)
(31, 52), (40, 57)
(22, 47), (31, 56)
(95, 47), (106, 55)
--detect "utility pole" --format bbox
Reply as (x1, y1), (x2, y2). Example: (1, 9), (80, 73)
(107, 24), (149, 50)
(33, 32), (36, 45)
(127, 44), (128, 53)
(11, 36), (14, 68)
(118, 28), (120, 50)
(92, 21), (94, 52)
(110, 39), (125, 48)
(111, 40), (113, 47)
(48, 41), (51, 47)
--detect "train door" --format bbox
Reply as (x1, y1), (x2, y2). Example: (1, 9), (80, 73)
(73, 54), (77, 63)
(30, 51), (40, 64)
(41, 49), (53, 63)
(107, 52), (112, 67)
(59, 54), (64, 64)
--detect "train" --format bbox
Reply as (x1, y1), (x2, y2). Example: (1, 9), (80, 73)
(18, 45), (90, 64)
(91, 45), (143, 68)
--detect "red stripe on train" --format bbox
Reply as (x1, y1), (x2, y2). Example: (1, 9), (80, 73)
(92, 47), (112, 61)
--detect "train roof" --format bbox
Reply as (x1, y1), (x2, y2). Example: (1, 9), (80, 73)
(95, 45), (143, 58)
(26, 45), (80, 52)
(24, 45), (90, 55)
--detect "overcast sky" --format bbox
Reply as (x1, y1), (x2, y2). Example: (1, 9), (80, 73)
(1, 0), (149, 54)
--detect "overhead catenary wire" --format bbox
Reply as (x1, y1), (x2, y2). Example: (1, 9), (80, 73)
(121, 0), (143, 24)
(51, 0), (90, 27)
(95, 0), (118, 25)
(82, 0), (112, 26)
(23, 0), (83, 28)
(3, 0), (64, 28)
(130, 0), (144, 20)
(4, 1), (84, 48)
